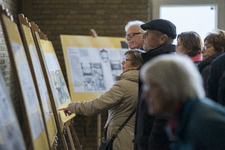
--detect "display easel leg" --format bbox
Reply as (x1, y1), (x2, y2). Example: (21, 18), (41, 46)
(51, 136), (58, 150)
(82, 116), (92, 145)
(61, 130), (69, 150)
(65, 121), (76, 150)
(70, 120), (83, 150)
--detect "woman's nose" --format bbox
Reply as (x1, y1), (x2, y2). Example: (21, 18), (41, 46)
(201, 48), (205, 53)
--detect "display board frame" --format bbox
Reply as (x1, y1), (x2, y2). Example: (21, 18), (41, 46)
(18, 14), (58, 149)
(60, 34), (127, 148)
(30, 21), (81, 150)
(0, 6), (49, 150)
(0, 69), (26, 150)
(60, 35), (128, 102)
(40, 38), (83, 150)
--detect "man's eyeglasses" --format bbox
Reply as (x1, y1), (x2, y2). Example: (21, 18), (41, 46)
(125, 32), (141, 38)
(123, 58), (132, 63)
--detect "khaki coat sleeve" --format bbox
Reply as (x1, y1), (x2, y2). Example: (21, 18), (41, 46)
(68, 81), (124, 116)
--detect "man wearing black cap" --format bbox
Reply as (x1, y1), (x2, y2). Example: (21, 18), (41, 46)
(134, 19), (177, 150)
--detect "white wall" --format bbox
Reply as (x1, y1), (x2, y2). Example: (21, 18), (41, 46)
(151, 0), (225, 30)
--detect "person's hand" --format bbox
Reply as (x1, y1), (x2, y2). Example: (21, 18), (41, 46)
(58, 107), (72, 116)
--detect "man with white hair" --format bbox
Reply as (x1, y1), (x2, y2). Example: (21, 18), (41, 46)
(141, 54), (225, 150)
(125, 20), (145, 50)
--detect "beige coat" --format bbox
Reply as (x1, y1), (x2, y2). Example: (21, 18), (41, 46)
(68, 70), (139, 150)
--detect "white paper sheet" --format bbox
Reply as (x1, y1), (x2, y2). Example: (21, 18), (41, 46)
(29, 45), (51, 121)
(66, 47), (127, 93)
(12, 42), (44, 140)
(0, 70), (26, 150)
(44, 53), (70, 105)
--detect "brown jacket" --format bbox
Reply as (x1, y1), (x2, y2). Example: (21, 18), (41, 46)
(68, 70), (139, 150)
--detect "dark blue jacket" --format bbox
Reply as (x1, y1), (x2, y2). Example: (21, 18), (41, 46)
(198, 52), (221, 92)
(207, 53), (225, 105)
(169, 98), (225, 150)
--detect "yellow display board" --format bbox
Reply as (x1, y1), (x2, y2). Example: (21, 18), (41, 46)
(0, 12), (49, 150)
(0, 68), (26, 150)
(19, 21), (58, 147)
(60, 35), (127, 102)
(28, 21), (81, 150)
(40, 39), (76, 125)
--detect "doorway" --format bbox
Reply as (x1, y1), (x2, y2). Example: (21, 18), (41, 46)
(160, 5), (216, 42)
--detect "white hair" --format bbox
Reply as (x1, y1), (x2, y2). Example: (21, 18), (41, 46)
(140, 54), (205, 102)
(125, 20), (145, 33)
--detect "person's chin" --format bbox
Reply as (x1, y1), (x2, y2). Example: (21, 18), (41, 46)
(143, 45), (148, 51)
(148, 104), (154, 114)
(148, 109), (162, 116)
(202, 55), (207, 60)
(128, 43), (134, 48)
(148, 105), (160, 115)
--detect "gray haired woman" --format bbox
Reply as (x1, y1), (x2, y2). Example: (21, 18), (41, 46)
(141, 54), (225, 150)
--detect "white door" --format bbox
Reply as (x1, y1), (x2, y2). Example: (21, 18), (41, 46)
(160, 5), (216, 42)
(151, 0), (225, 41)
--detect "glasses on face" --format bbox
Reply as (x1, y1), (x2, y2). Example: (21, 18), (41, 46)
(123, 58), (132, 63)
(125, 32), (141, 38)
(202, 45), (212, 50)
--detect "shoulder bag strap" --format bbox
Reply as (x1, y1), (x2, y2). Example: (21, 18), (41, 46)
(105, 109), (136, 149)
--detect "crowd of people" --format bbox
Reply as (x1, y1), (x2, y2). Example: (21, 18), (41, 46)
(59, 19), (225, 150)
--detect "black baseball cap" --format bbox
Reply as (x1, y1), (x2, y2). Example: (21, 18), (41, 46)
(141, 19), (177, 39)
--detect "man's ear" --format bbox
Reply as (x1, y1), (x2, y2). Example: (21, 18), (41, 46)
(159, 34), (168, 45)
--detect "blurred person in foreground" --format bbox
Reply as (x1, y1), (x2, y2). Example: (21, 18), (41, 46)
(141, 54), (225, 150)
(59, 50), (143, 150)
(134, 19), (176, 150)
(125, 20), (145, 50)
(176, 31), (202, 66)
(198, 29), (225, 92)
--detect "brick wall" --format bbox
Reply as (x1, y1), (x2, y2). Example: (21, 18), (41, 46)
(2, 0), (18, 23)
(0, 0), (22, 127)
